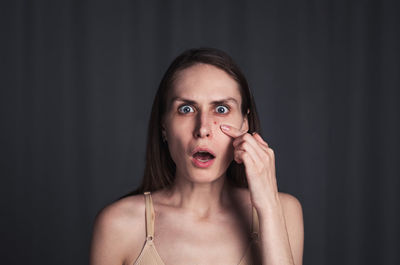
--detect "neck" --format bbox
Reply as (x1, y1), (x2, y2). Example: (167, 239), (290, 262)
(164, 173), (235, 220)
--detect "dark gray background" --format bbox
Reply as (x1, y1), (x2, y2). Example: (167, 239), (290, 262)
(2, 0), (399, 265)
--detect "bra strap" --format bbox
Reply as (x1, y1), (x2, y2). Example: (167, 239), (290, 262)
(251, 206), (259, 240)
(144, 191), (155, 241)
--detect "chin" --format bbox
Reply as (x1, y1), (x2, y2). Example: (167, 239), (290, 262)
(187, 169), (225, 184)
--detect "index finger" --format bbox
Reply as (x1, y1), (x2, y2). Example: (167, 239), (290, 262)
(220, 124), (248, 138)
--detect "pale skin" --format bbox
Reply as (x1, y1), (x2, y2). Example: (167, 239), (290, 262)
(89, 63), (304, 265)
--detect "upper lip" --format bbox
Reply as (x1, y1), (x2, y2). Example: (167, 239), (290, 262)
(191, 147), (216, 157)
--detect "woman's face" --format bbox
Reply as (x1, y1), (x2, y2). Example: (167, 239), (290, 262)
(162, 63), (249, 183)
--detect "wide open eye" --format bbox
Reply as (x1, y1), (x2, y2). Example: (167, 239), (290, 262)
(178, 105), (194, 114)
(215, 105), (229, 114)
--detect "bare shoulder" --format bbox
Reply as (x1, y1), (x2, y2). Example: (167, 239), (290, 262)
(278, 192), (304, 265)
(89, 194), (146, 265)
(278, 192), (303, 214)
(277, 192), (304, 234)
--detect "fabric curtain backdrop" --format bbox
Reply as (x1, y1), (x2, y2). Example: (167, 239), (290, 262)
(1, 0), (399, 265)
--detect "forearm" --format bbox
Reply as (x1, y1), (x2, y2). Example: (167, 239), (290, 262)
(257, 198), (295, 265)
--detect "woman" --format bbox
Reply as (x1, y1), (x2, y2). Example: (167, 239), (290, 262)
(89, 48), (304, 265)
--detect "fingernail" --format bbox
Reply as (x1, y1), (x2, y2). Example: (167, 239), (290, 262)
(220, 124), (230, 131)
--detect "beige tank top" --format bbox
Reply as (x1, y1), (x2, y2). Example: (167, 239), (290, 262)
(132, 191), (260, 265)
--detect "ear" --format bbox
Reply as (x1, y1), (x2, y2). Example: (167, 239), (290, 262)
(241, 109), (250, 132)
(161, 123), (167, 140)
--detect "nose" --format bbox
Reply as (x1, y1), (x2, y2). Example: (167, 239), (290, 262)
(194, 111), (212, 139)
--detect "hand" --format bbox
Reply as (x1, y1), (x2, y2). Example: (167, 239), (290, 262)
(220, 124), (280, 211)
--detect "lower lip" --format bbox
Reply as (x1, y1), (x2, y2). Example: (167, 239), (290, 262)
(191, 156), (215, 168)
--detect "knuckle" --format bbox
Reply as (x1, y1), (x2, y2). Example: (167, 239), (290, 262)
(243, 133), (251, 141)
(242, 142), (250, 150)
(268, 148), (274, 155)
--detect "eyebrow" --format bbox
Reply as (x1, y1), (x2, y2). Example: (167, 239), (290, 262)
(170, 97), (239, 107)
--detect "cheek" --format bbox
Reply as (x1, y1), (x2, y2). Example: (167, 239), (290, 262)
(218, 139), (235, 164)
(213, 115), (243, 134)
(167, 134), (188, 165)
(168, 127), (188, 148)
(165, 122), (188, 150)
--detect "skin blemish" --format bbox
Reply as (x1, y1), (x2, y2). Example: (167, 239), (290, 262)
(214, 121), (217, 125)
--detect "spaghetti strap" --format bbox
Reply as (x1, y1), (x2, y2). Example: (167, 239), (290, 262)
(143, 191), (155, 241)
(251, 206), (259, 240)
(133, 192), (257, 265)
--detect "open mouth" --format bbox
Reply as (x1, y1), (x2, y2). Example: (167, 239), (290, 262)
(193, 151), (215, 162)
(191, 150), (216, 168)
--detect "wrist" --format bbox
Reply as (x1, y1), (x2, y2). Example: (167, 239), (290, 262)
(255, 195), (284, 219)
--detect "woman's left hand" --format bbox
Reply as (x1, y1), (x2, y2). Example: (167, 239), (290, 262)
(220, 124), (280, 211)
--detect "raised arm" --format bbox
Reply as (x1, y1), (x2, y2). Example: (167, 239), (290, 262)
(220, 124), (304, 264)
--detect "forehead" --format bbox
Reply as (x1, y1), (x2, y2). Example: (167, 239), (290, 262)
(169, 63), (242, 103)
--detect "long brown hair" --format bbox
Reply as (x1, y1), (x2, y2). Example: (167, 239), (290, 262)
(121, 47), (261, 198)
